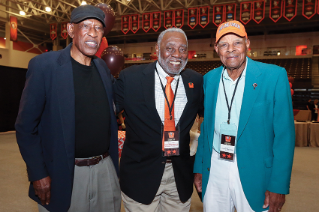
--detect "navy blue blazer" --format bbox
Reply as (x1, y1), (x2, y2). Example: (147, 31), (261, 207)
(15, 43), (119, 212)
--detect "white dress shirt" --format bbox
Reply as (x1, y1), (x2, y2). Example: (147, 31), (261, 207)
(155, 62), (187, 126)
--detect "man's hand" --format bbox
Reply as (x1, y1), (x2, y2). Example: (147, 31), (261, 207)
(33, 176), (51, 205)
(194, 173), (202, 193)
(263, 190), (285, 212)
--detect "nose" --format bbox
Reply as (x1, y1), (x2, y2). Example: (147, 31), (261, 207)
(87, 26), (98, 38)
(227, 43), (235, 53)
(171, 48), (181, 58)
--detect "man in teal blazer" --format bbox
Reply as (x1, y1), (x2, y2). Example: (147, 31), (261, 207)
(194, 21), (295, 212)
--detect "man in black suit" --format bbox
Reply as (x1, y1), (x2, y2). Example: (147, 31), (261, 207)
(15, 5), (120, 212)
(115, 28), (203, 212)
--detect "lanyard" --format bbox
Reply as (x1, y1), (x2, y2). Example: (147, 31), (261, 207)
(155, 67), (180, 120)
(221, 68), (243, 124)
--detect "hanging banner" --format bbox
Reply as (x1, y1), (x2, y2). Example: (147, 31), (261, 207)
(199, 6), (209, 28)
(50, 23), (57, 40)
(302, 0), (317, 19)
(253, 1), (265, 24)
(61, 22), (68, 39)
(188, 8), (198, 29)
(174, 9), (184, 28)
(164, 10), (174, 29)
(269, 0), (283, 22)
(225, 4), (236, 21)
(152, 12), (161, 32)
(318, 0), (319, 14)
(121, 15), (130, 34)
(142, 13), (151, 32)
(10, 16), (18, 42)
(240, 2), (252, 25)
(213, 5), (225, 27)
(130, 14), (139, 33)
(284, 0), (297, 21)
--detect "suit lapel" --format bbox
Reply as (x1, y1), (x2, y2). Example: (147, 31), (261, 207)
(142, 62), (162, 124)
(237, 58), (262, 141)
(56, 43), (75, 172)
(178, 70), (192, 125)
(206, 67), (223, 152)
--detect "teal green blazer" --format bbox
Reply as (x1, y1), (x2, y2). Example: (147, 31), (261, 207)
(194, 57), (295, 212)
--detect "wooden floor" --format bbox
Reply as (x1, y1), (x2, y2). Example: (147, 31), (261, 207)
(1, 131), (318, 212)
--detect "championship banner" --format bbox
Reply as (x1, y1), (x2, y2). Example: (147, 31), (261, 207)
(318, 0), (319, 14)
(164, 10), (174, 29)
(253, 1), (265, 24)
(10, 16), (17, 42)
(174, 9), (184, 28)
(240, 2), (252, 25)
(302, 0), (317, 19)
(283, 0), (297, 21)
(61, 22), (68, 39)
(142, 13), (151, 32)
(121, 15), (130, 34)
(50, 23), (57, 40)
(269, 0), (283, 22)
(188, 8), (198, 29)
(225, 4), (236, 22)
(152, 12), (161, 32)
(130, 14), (139, 33)
(199, 6), (209, 28)
(213, 5), (225, 27)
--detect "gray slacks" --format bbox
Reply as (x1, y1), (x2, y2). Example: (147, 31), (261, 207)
(38, 156), (121, 212)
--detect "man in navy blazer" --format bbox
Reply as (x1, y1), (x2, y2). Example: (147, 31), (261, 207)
(15, 5), (120, 212)
(194, 21), (295, 212)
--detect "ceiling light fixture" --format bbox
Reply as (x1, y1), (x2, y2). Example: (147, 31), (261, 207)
(81, 1), (87, 5)
(19, 11), (26, 15)
(45, 7), (51, 12)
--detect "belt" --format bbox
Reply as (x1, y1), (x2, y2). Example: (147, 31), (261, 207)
(75, 152), (109, 167)
(166, 158), (172, 163)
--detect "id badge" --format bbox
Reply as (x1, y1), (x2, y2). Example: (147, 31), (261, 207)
(163, 130), (180, 157)
(219, 122), (237, 161)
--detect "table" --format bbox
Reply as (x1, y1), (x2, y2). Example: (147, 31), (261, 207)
(118, 130), (126, 157)
(294, 121), (310, 147)
(309, 123), (319, 147)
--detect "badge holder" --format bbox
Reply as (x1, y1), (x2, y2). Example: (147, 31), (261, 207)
(162, 124), (180, 157)
(219, 122), (237, 161)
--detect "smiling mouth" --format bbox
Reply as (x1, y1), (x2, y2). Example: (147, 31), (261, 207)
(85, 41), (98, 48)
(169, 61), (181, 65)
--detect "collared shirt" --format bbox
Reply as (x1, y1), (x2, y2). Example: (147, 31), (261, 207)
(155, 62), (187, 126)
(212, 58), (248, 152)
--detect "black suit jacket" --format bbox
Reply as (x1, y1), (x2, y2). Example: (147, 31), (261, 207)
(15, 43), (119, 212)
(115, 61), (203, 204)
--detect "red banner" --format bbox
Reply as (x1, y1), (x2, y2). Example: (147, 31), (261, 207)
(50, 23), (57, 40)
(199, 6), (209, 28)
(61, 22), (68, 39)
(188, 8), (198, 29)
(174, 9), (184, 28)
(121, 15), (130, 34)
(318, 0), (319, 14)
(130, 14), (139, 33)
(302, 0), (317, 19)
(225, 4), (236, 22)
(142, 13), (151, 32)
(240, 2), (252, 25)
(269, 0), (283, 22)
(152, 12), (161, 32)
(253, 1), (265, 24)
(164, 10), (174, 29)
(213, 5), (225, 27)
(10, 16), (17, 42)
(284, 0), (297, 21)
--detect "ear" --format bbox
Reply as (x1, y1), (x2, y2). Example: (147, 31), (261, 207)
(67, 23), (75, 38)
(214, 43), (218, 53)
(245, 38), (250, 50)
(155, 43), (159, 55)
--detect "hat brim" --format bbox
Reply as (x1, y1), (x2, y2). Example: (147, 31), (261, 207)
(72, 16), (106, 27)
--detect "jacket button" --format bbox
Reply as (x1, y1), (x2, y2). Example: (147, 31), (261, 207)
(162, 161), (165, 164)
(207, 168), (210, 171)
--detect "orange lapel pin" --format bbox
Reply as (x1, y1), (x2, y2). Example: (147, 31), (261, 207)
(188, 82), (194, 88)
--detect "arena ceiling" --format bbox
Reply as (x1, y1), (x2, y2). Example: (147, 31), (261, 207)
(0, 0), (318, 48)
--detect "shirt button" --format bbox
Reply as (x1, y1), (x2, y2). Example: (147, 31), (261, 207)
(207, 168), (210, 171)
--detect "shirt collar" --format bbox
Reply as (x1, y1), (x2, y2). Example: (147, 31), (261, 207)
(156, 61), (180, 82)
(223, 57), (248, 82)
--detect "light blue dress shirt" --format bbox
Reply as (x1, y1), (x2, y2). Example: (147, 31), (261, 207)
(212, 59), (248, 152)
